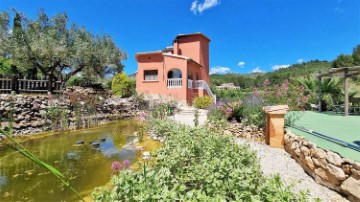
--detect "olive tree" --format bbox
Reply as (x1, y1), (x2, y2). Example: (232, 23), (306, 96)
(0, 9), (126, 88)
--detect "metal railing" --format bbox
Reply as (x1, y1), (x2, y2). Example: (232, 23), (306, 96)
(167, 78), (182, 88)
(194, 80), (216, 104)
(188, 79), (193, 88)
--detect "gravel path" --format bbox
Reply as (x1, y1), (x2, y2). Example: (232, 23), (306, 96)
(235, 138), (349, 202)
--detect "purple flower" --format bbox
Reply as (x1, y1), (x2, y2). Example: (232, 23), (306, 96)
(138, 112), (147, 121)
(111, 161), (122, 172)
(263, 79), (271, 86)
(123, 159), (130, 168)
(226, 107), (233, 115)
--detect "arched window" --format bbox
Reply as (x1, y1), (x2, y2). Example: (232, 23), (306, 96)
(167, 68), (182, 79)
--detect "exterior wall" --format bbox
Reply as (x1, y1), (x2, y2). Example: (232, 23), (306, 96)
(136, 54), (189, 103)
(177, 35), (210, 83)
(285, 131), (360, 202)
(136, 33), (211, 105)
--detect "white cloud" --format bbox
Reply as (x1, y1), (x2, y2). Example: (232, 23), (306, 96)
(271, 64), (290, 70)
(7, 29), (12, 34)
(237, 61), (245, 67)
(190, 0), (220, 14)
(210, 66), (231, 74)
(297, 58), (304, 63)
(190, 1), (198, 12)
(251, 67), (264, 73)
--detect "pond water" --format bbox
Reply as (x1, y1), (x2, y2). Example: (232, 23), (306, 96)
(0, 119), (141, 201)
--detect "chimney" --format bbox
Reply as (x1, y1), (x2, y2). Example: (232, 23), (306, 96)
(173, 40), (179, 55)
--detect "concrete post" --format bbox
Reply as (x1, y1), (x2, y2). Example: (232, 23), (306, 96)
(263, 105), (289, 148)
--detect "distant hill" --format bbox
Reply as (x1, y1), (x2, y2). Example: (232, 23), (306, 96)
(210, 60), (332, 89)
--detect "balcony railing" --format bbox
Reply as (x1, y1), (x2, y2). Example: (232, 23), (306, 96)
(194, 80), (216, 104)
(167, 78), (182, 88)
(188, 79), (193, 88)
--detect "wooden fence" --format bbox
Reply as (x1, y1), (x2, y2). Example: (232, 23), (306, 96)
(0, 75), (64, 94)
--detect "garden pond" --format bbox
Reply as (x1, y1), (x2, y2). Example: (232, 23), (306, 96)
(0, 119), (148, 201)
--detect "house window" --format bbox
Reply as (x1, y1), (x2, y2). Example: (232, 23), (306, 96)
(144, 70), (158, 81)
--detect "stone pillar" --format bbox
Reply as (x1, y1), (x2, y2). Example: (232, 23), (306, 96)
(263, 105), (289, 148)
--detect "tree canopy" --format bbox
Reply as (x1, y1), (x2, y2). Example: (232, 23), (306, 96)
(0, 9), (126, 81)
(332, 44), (360, 68)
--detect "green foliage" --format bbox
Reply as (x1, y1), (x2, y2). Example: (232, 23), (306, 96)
(150, 102), (174, 120)
(242, 104), (266, 127)
(193, 109), (199, 127)
(193, 95), (213, 109)
(206, 108), (229, 132)
(0, 10), (126, 81)
(111, 72), (134, 97)
(212, 88), (247, 102)
(353, 44), (360, 65)
(92, 120), (308, 201)
(210, 60), (331, 91)
(332, 44), (360, 68)
(0, 57), (12, 74)
(42, 106), (68, 131)
(332, 54), (354, 68)
(132, 93), (149, 110)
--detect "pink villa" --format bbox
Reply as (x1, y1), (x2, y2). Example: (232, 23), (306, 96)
(135, 33), (215, 105)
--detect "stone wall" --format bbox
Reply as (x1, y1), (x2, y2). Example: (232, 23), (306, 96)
(224, 123), (265, 142)
(0, 92), (139, 137)
(284, 131), (360, 201)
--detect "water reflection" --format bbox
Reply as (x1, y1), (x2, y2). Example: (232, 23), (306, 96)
(0, 119), (140, 201)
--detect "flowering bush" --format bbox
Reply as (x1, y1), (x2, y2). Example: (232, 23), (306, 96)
(111, 159), (130, 175)
(193, 95), (213, 109)
(261, 79), (310, 110)
(212, 100), (243, 123)
(93, 120), (309, 201)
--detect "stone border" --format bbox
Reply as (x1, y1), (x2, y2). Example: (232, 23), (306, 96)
(0, 94), (138, 137)
(284, 131), (360, 201)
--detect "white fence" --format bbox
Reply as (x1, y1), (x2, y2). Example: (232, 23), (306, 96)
(188, 79), (193, 88)
(167, 78), (182, 88)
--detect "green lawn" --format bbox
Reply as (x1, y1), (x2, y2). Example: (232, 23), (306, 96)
(286, 111), (360, 162)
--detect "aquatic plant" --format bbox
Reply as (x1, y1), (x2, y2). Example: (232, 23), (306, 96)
(138, 112), (147, 142)
(0, 128), (84, 201)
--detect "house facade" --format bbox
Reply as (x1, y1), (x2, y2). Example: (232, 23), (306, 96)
(135, 33), (215, 105)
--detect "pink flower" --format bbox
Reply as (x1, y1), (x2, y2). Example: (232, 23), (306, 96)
(111, 161), (122, 172)
(138, 112), (147, 121)
(226, 107), (233, 115)
(218, 106), (225, 110)
(263, 79), (271, 86)
(123, 159), (130, 168)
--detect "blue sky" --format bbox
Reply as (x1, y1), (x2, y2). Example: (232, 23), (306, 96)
(1, 0), (359, 75)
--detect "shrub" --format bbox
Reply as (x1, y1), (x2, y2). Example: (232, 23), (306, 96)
(132, 93), (149, 110)
(111, 72), (134, 97)
(92, 120), (309, 201)
(150, 102), (174, 120)
(66, 76), (104, 90)
(193, 95), (213, 109)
